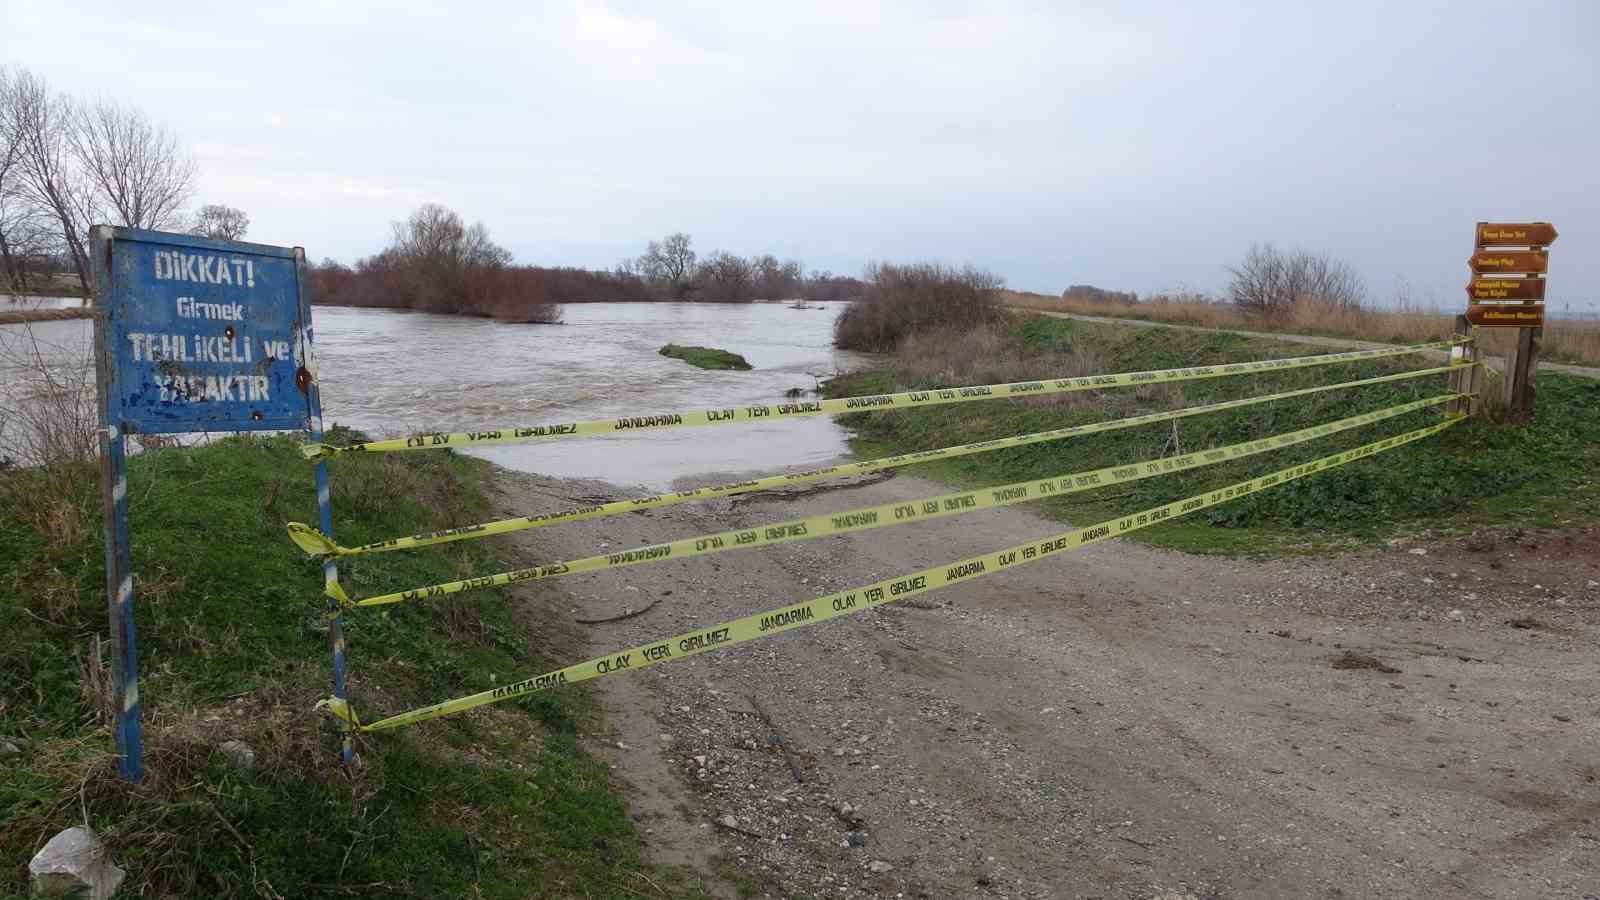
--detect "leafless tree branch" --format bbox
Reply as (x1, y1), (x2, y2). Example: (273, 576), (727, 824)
(638, 232), (696, 298)
(191, 203), (250, 241)
(66, 95), (195, 231)
(1227, 243), (1365, 319)
(5, 69), (97, 294)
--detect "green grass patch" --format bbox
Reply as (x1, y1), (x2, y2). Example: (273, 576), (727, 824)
(659, 344), (752, 370)
(827, 316), (1600, 556)
(0, 432), (692, 898)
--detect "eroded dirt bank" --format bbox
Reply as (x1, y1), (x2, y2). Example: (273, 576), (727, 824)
(489, 466), (1599, 899)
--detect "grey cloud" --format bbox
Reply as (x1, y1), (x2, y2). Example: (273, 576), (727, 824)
(8, 0), (1595, 306)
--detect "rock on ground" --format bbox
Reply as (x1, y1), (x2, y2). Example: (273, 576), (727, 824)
(218, 739), (256, 771)
(28, 827), (125, 900)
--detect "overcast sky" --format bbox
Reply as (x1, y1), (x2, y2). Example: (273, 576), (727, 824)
(5, 1), (1596, 309)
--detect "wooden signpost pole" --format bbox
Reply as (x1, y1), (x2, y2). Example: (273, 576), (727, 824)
(1468, 222), (1556, 424)
(1498, 234), (1548, 422)
(1446, 314), (1480, 419)
(1502, 321), (1539, 422)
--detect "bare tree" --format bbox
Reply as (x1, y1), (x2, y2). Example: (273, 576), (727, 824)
(750, 253), (781, 298)
(0, 198), (54, 295)
(749, 254), (803, 300)
(67, 96), (194, 231)
(191, 203), (249, 241)
(779, 258), (803, 297)
(386, 203), (516, 315)
(6, 69), (96, 293)
(639, 232), (696, 298)
(801, 269), (867, 302)
(0, 67), (26, 292)
(1227, 243), (1365, 318)
(391, 202), (510, 272)
(699, 250), (754, 300)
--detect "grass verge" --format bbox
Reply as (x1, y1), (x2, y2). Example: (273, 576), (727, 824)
(0, 432), (691, 898)
(827, 315), (1600, 556)
(1002, 290), (1600, 368)
(659, 344), (752, 371)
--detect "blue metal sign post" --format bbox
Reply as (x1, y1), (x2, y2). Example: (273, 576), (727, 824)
(90, 226), (347, 780)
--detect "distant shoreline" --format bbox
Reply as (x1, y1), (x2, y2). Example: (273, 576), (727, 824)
(0, 307), (93, 325)
(3, 284), (86, 301)
(309, 297), (844, 307)
(308, 296), (849, 324)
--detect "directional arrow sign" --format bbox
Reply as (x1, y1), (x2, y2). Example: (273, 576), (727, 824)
(1469, 250), (1548, 274)
(1466, 277), (1546, 301)
(1477, 222), (1558, 247)
(1466, 304), (1545, 328)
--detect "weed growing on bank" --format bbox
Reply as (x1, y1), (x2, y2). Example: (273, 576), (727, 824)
(827, 316), (1600, 555)
(0, 432), (688, 898)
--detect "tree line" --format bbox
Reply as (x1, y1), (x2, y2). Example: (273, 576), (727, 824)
(618, 231), (865, 302)
(0, 66), (250, 296)
(309, 219), (867, 320)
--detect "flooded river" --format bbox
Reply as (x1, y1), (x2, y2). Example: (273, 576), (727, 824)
(1, 298), (867, 489)
(315, 302), (867, 487)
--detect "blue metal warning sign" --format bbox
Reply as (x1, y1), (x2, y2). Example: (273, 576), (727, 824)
(90, 226), (335, 782)
(96, 227), (316, 433)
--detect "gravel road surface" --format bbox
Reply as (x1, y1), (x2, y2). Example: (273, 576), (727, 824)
(490, 466), (1599, 899)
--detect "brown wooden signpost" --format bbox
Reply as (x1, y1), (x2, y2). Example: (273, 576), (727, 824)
(1466, 304), (1544, 328)
(1468, 221), (1557, 422)
(1468, 250), (1548, 274)
(1466, 277), (1546, 301)
(1477, 222), (1557, 246)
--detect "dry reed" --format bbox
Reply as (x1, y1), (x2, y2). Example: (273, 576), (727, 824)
(1003, 291), (1600, 367)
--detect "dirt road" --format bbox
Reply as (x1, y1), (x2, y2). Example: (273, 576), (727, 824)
(491, 467), (1600, 899)
(1026, 310), (1600, 381)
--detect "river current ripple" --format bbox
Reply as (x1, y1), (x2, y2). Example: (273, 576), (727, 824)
(2, 299), (866, 490)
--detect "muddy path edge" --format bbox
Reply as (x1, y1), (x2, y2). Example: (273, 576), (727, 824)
(480, 462), (1599, 899)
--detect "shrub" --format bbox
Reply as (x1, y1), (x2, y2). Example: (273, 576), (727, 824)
(834, 263), (1005, 352)
(1227, 244), (1365, 319)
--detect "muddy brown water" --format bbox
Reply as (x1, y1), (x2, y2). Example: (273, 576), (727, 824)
(1, 299), (866, 484)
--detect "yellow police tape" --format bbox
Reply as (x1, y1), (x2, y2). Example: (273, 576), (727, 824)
(326, 394), (1457, 609)
(287, 363), (1464, 558)
(317, 416), (1461, 733)
(299, 342), (1454, 461)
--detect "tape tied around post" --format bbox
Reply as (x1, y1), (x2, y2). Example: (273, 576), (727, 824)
(299, 342), (1456, 461)
(329, 394), (1460, 609)
(289, 364), (1467, 559)
(319, 416), (1462, 733)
